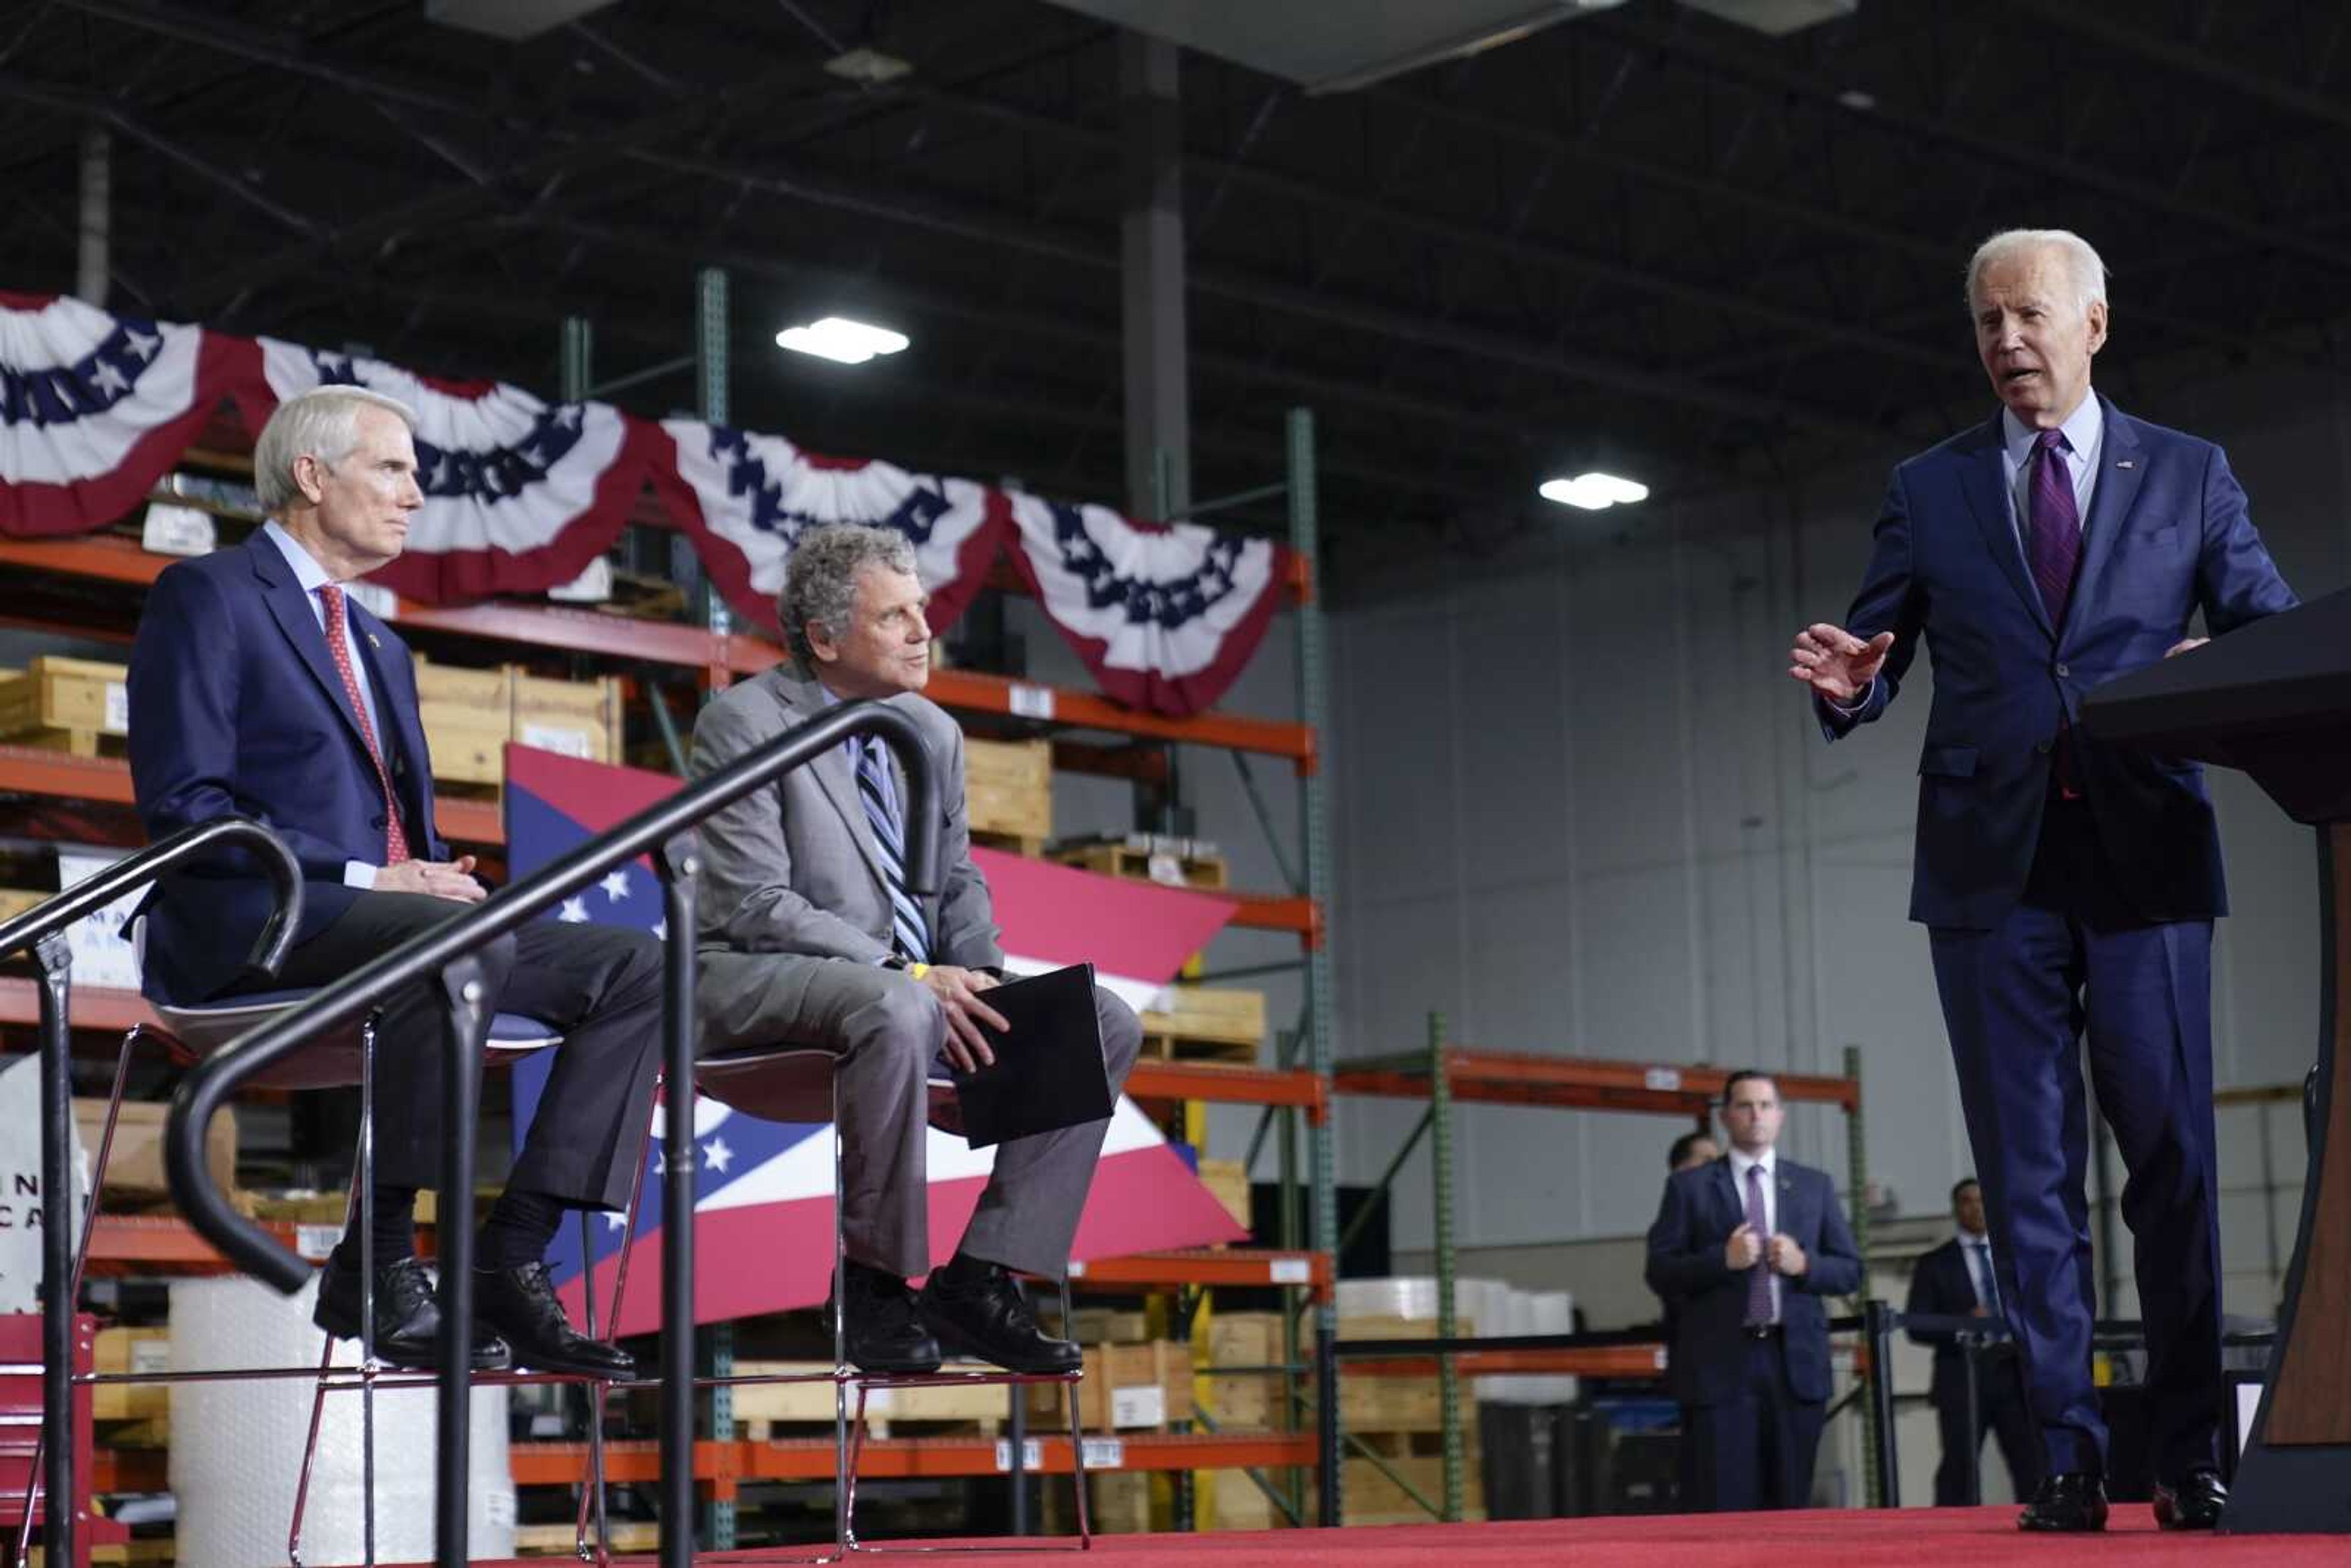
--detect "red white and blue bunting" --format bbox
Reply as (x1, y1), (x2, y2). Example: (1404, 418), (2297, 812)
(0, 292), (264, 537)
(650, 418), (1005, 639)
(0, 295), (1289, 716)
(1005, 493), (1286, 718)
(255, 338), (659, 605)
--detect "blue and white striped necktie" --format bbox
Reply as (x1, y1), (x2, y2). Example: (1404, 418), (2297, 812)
(855, 735), (932, 962)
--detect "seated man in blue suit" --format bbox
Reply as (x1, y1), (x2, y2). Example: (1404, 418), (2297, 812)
(1645, 1071), (1862, 1512)
(1789, 228), (2297, 1531)
(128, 385), (660, 1378)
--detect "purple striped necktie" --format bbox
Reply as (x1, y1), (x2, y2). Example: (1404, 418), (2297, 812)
(2027, 428), (2081, 625)
(1744, 1164), (1773, 1327)
(2028, 429), (2085, 797)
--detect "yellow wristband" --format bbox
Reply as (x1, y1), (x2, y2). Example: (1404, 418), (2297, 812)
(908, 962), (930, 980)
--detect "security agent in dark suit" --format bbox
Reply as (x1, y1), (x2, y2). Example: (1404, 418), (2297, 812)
(127, 386), (659, 1378)
(1908, 1177), (2042, 1506)
(1645, 1071), (1863, 1511)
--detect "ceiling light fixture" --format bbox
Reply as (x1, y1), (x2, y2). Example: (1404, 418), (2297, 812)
(1539, 472), (1650, 511)
(776, 317), (910, 366)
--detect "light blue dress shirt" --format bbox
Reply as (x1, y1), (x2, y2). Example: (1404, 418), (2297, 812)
(262, 520), (391, 887)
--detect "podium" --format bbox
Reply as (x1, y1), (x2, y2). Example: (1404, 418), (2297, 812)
(2083, 585), (2351, 1534)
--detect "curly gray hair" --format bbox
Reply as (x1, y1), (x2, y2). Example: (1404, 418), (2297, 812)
(779, 523), (920, 676)
(253, 385), (419, 515)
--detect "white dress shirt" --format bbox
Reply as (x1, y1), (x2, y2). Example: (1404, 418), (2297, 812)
(262, 520), (389, 889)
(1728, 1146), (1783, 1322)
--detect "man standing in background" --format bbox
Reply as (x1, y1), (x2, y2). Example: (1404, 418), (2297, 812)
(1908, 1177), (2042, 1506)
(1789, 228), (2295, 1530)
(1646, 1071), (1862, 1511)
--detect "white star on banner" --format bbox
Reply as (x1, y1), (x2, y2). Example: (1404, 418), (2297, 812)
(315, 351), (350, 375)
(558, 896), (590, 923)
(88, 359), (129, 396)
(122, 328), (160, 361)
(555, 405), (583, 430)
(599, 869), (632, 902)
(703, 1136), (734, 1174)
(652, 920), (666, 941)
(604, 1211), (628, 1232)
(431, 456), (456, 489)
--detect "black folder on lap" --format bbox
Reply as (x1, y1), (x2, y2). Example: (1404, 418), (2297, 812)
(945, 962), (1112, 1149)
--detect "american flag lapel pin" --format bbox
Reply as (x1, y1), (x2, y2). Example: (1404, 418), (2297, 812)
(2116, 460), (2135, 469)
(367, 632), (382, 648)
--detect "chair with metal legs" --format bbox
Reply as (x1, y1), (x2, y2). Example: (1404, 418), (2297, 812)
(686, 1044), (1094, 1559)
(9, 958), (582, 1568)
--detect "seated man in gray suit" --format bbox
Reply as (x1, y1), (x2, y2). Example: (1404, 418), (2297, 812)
(692, 523), (1143, 1374)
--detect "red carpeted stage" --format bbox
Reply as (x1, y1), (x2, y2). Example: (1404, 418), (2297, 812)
(416, 1506), (2344, 1567)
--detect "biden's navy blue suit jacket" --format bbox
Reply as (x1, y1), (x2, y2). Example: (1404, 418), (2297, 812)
(1644, 1157), (1862, 1407)
(1820, 396), (2295, 929)
(128, 535), (444, 1005)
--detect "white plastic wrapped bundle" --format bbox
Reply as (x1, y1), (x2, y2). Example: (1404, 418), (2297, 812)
(168, 1274), (514, 1566)
(1335, 1275), (1495, 1337)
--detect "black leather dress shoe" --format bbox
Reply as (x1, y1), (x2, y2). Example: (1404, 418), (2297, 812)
(2154, 1468), (2229, 1530)
(918, 1265), (1081, 1375)
(2019, 1471), (2109, 1532)
(830, 1261), (943, 1375)
(475, 1262), (636, 1379)
(315, 1253), (511, 1372)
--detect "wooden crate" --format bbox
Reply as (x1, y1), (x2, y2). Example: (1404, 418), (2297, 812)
(511, 670), (623, 764)
(1197, 1157), (1253, 1230)
(1343, 1454), (1487, 1525)
(92, 1327), (171, 1423)
(1201, 1372), (1289, 1429)
(418, 707), (509, 786)
(75, 1100), (234, 1202)
(411, 657), (514, 715)
(1050, 837), (1226, 890)
(1029, 1340), (1192, 1430)
(1042, 1470), (1157, 1535)
(1206, 1311), (1291, 1368)
(1040, 1306), (1152, 1345)
(1138, 985), (1265, 1062)
(0, 887), (48, 923)
(703, 1362), (1024, 1436)
(964, 737), (1051, 847)
(0, 656), (129, 755)
(1207, 1466), (1311, 1530)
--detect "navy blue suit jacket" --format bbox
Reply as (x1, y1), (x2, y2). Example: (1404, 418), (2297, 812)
(1644, 1156), (1862, 1406)
(1820, 397), (2295, 928)
(1905, 1237), (1997, 1406)
(128, 535), (444, 1004)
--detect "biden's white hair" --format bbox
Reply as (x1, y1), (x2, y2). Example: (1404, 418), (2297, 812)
(252, 384), (419, 515)
(1964, 228), (2109, 319)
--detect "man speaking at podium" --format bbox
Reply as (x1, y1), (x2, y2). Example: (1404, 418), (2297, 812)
(1788, 230), (2295, 1531)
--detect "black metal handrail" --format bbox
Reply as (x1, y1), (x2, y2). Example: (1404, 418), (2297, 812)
(1, 815), (302, 1568)
(162, 697), (939, 1568)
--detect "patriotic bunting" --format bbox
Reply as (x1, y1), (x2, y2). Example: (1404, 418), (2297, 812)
(0, 292), (264, 537)
(650, 418), (1006, 639)
(0, 291), (1290, 716)
(1005, 492), (1288, 718)
(253, 338), (658, 604)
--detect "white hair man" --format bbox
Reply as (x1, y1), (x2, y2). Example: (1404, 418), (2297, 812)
(1785, 230), (2296, 1531)
(689, 523), (1143, 1374)
(129, 385), (662, 1379)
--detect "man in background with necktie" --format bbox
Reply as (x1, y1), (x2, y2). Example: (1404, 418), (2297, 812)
(1788, 229), (2296, 1531)
(690, 523), (1141, 1375)
(129, 385), (659, 1379)
(1645, 1072), (1861, 1512)
(1908, 1177), (2042, 1506)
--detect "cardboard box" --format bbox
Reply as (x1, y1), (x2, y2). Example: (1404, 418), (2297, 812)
(1141, 986), (1265, 1048)
(511, 671), (623, 763)
(92, 1326), (171, 1422)
(0, 656), (129, 738)
(1198, 1158), (1253, 1231)
(963, 738), (1052, 842)
(74, 1100), (235, 1201)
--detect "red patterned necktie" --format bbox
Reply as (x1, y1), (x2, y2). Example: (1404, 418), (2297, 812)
(318, 584), (411, 866)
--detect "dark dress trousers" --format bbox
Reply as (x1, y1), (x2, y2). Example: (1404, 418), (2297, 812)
(1906, 1237), (2043, 1505)
(1645, 1156), (1862, 1510)
(127, 535), (661, 1208)
(1819, 397), (2294, 1480)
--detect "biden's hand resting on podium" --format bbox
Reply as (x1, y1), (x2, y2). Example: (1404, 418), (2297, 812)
(1788, 623), (1895, 704)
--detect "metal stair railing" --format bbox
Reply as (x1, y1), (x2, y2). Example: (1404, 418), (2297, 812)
(0, 816), (304, 1568)
(162, 697), (941, 1568)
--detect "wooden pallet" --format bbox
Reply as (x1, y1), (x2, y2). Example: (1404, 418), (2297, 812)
(1135, 1030), (1260, 1065)
(516, 1518), (658, 1555)
(970, 828), (1046, 858)
(1049, 840), (1227, 890)
(2, 726), (127, 759)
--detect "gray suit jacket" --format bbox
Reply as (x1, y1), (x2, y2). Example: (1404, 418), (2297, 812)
(691, 666), (1003, 969)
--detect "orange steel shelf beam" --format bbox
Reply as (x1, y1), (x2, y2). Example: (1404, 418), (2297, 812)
(0, 978), (154, 1034)
(0, 746), (506, 847)
(1333, 1048), (1861, 1115)
(1125, 1060), (1323, 1116)
(1344, 1345), (1666, 1380)
(509, 1430), (1318, 1487)
(1067, 1248), (1328, 1291)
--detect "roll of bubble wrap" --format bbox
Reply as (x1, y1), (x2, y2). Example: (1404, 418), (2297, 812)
(169, 1272), (514, 1566)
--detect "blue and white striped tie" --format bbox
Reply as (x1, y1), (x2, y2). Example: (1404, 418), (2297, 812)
(855, 737), (932, 962)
